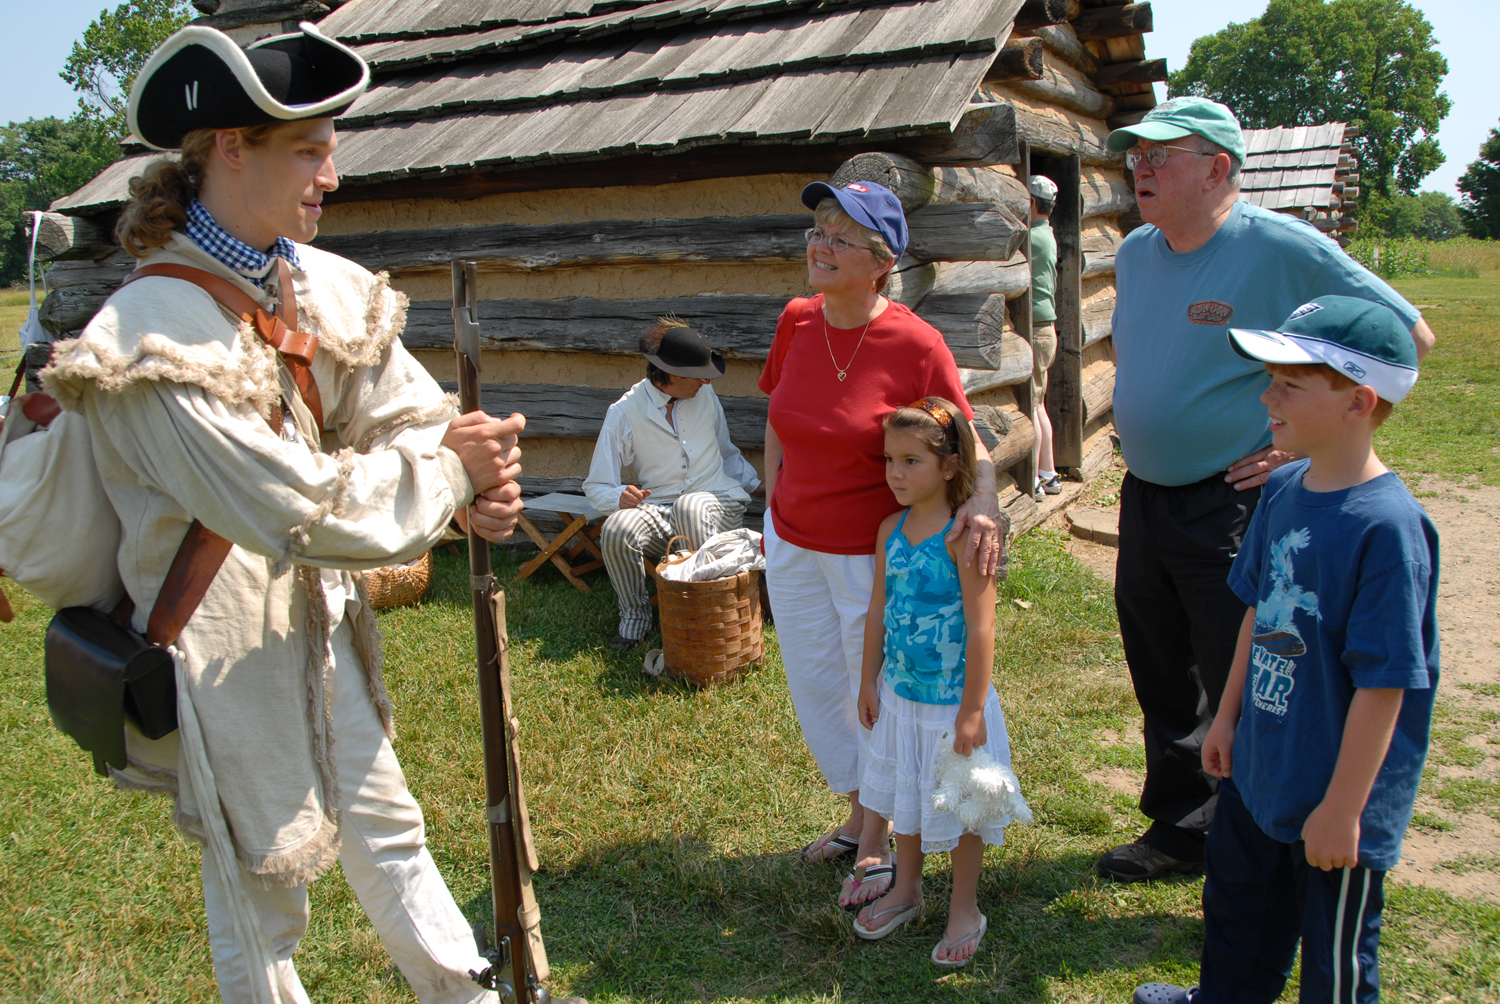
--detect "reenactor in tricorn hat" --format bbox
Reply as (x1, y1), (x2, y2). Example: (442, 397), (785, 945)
(42, 22), (524, 1001)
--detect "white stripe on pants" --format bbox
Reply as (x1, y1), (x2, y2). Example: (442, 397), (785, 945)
(201, 618), (496, 1004)
(600, 491), (745, 639)
(762, 513), (877, 794)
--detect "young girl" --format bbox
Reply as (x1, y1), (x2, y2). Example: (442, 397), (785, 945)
(853, 397), (1025, 967)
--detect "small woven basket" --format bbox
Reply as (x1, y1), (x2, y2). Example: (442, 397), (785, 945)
(648, 536), (764, 686)
(364, 550), (434, 610)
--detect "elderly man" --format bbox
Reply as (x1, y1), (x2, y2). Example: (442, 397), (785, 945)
(583, 319), (763, 649)
(1099, 98), (1434, 882)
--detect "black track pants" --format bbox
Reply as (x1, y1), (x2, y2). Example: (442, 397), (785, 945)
(1114, 471), (1260, 859)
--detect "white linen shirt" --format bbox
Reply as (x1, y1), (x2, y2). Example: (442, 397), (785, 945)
(583, 379), (759, 514)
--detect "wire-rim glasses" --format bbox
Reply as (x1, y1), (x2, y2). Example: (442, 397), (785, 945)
(1125, 144), (1214, 171)
(805, 228), (872, 254)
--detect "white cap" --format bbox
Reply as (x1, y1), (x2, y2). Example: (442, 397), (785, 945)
(1029, 175), (1058, 201)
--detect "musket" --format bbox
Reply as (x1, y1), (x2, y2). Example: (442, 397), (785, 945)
(452, 260), (584, 1004)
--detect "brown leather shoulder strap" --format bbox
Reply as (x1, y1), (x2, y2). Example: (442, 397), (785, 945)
(146, 519), (235, 647)
(125, 262), (325, 432)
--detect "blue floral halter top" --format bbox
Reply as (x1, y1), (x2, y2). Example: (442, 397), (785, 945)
(882, 510), (967, 705)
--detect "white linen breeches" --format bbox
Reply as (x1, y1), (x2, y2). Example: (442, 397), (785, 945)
(201, 618), (496, 1004)
(600, 491), (745, 639)
(761, 513), (877, 794)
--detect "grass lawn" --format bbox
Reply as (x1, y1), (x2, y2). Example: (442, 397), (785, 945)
(3, 533), (1498, 1002)
(1, 249), (1498, 1000)
(0, 288), (39, 367)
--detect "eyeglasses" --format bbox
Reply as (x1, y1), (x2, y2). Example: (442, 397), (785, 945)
(805, 228), (872, 254)
(1125, 144), (1214, 171)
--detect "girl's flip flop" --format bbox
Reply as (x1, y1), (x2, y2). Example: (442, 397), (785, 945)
(853, 896), (924, 940)
(840, 859), (896, 912)
(798, 831), (859, 863)
(931, 913), (988, 968)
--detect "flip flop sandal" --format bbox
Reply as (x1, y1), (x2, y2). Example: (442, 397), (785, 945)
(931, 913), (988, 969)
(853, 896), (924, 941)
(840, 859), (896, 912)
(799, 831), (859, 864)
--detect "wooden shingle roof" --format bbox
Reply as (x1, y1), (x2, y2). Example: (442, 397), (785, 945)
(1238, 122), (1346, 212)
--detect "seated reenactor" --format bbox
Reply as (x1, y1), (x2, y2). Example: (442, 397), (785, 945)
(583, 319), (763, 649)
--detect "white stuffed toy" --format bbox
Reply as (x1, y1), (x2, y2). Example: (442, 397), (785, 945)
(930, 729), (1033, 832)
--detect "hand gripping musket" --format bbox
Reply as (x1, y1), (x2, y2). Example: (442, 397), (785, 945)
(453, 261), (584, 1004)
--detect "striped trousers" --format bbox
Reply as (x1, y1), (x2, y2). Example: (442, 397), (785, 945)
(599, 491), (746, 640)
(1199, 778), (1384, 1004)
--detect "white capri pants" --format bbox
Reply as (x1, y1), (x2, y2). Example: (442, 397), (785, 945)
(201, 617), (496, 1004)
(762, 512), (878, 794)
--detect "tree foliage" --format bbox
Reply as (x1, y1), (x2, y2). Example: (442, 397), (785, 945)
(2, 1), (192, 286)
(61, 0), (194, 128)
(1368, 190), (1463, 241)
(1457, 126), (1500, 240)
(1168, 0), (1450, 206)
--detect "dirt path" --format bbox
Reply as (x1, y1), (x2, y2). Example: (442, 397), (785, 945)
(1056, 469), (1500, 901)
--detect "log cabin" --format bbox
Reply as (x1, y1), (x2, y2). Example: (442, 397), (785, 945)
(1240, 122), (1361, 247)
(37, 0), (1164, 541)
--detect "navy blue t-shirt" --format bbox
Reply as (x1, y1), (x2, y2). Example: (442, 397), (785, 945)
(1227, 461), (1440, 871)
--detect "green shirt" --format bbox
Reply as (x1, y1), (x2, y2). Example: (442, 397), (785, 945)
(1030, 219), (1057, 323)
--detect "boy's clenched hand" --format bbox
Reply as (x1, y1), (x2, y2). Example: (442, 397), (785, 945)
(1201, 713), (1236, 778)
(1302, 802), (1361, 871)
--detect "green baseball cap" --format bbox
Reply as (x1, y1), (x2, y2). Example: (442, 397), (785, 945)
(1105, 96), (1246, 163)
(1227, 295), (1419, 403)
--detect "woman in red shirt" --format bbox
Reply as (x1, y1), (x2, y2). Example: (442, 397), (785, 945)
(761, 181), (1004, 911)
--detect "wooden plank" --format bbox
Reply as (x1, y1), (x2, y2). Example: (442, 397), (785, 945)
(1041, 151), (1083, 468)
(1073, 2), (1152, 42)
(931, 257), (1031, 299)
(1082, 231), (1120, 277)
(400, 295), (787, 356)
(1017, 23), (1098, 75)
(901, 101), (1020, 167)
(1092, 58), (1167, 88)
(1081, 172), (1135, 218)
(1014, 0), (1075, 29)
(1081, 356), (1115, 424)
(973, 404), (1035, 472)
(1011, 103), (1119, 165)
(931, 166), (1032, 220)
(443, 381), (771, 450)
(906, 202), (1028, 263)
(1007, 60), (1114, 120)
(26, 212), (115, 263)
(832, 151), (936, 211)
(913, 294), (1009, 369)
(989, 36), (1044, 80)
(885, 260), (936, 307)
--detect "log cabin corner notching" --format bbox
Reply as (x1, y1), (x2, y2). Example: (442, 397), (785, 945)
(39, 0), (1162, 540)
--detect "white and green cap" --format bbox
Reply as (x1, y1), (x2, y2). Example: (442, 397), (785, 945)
(1227, 295), (1420, 403)
(1105, 96), (1246, 163)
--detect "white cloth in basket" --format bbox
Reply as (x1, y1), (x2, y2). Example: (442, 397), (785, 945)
(658, 527), (765, 582)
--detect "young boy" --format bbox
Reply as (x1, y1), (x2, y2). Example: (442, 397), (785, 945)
(1135, 295), (1440, 1004)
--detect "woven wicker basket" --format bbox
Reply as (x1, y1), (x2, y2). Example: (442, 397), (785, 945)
(649, 536), (764, 686)
(364, 550), (434, 610)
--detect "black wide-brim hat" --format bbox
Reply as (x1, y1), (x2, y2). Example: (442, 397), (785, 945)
(127, 22), (369, 151)
(645, 326), (726, 380)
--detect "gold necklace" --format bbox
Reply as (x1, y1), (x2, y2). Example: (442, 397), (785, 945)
(823, 309), (874, 382)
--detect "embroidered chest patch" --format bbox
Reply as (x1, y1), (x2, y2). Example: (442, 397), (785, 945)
(1187, 300), (1235, 325)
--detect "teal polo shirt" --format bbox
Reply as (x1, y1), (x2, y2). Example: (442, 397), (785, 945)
(1031, 219), (1057, 323)
(1111, 201), (1419, 486)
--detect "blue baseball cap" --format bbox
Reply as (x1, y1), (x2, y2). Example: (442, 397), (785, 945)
(800, 180), (908, 260)
(1228, 295), (1419, 403)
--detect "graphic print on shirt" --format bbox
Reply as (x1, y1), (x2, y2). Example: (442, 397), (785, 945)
(1251, 528), (1320, 716)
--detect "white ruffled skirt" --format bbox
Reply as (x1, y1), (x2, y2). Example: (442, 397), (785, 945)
(860, 678), (1022, 853)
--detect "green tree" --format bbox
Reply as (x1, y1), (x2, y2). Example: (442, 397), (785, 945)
(1457, 125), (1500, 239)
(62, 0), (194, 130)
(1169, 0), (1451, 208)
(1369, 190), (1463, 240)
(1, 1), (192, 285)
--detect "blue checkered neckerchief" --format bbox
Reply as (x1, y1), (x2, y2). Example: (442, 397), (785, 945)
(185, 199), (302, 287)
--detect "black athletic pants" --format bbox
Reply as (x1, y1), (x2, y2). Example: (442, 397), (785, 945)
(1115, 470), (1260, 861)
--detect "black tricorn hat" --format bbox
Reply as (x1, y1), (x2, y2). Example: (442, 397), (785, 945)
(127, 22), (369, 151)
(644, 326), (726, 380)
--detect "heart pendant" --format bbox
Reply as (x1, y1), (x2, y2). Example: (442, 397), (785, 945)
(837, 372), (847, 381)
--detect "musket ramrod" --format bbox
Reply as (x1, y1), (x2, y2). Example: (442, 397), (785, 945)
(452, 260), (583, 1004)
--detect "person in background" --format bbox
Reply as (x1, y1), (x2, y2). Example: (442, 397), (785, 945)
(1135, 296), (1439, 1004)
(1028, 174), (1061, 501)
(1099, 96), (1434, 883)
(583, 318), (762, 650)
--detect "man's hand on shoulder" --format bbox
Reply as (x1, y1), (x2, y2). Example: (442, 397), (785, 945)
(1225, 446), (1304, 491)
(620, 485), (651, 509)
(443, 411), (524, 494)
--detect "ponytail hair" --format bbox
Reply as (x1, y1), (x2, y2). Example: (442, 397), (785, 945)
(115, 124), (279, 258)
(883, 396), (977, 514)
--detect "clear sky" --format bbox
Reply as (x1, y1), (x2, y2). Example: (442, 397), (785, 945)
(3, 0), (1493, 199)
